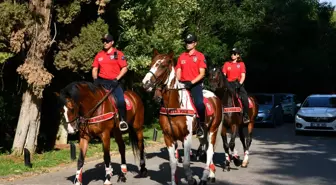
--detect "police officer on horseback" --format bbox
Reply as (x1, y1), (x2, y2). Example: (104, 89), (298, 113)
(92, 33), (129, 131)
(222, 48), (250, 123)
(175, 33), (207, 138)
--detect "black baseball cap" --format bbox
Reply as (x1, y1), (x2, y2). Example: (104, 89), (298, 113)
(101, 33), (114, 42)
(230, 48), (241, 54)
(184, 33), (197, 43)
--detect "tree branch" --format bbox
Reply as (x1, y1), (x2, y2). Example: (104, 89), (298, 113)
(50, 22), (57, 46)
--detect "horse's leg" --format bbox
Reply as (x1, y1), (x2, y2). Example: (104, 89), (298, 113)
(229, 124), (241, 167)
(114, 129), (127, 182)
(102, 131), (113, 185)
(238, 125), (247, 154)
(74, 137), (89, 185)
(200, 130), (217, 184)
(221, 126), (230, 171)
(136, 127), (148, 177)
(242, 122), (254, 168)
(183, 123), (197, 185)
(165, 136), (178, 185)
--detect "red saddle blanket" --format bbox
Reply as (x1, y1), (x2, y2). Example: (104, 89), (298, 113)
(160, 91), (214, 117)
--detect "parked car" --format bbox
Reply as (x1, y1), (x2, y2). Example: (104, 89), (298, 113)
(275, 93), (300, 122)
(250, 93), (284, 127)
(295, 94), (336, 134)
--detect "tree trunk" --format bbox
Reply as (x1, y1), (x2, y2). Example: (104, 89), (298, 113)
(12, 89), (41, 155)
(11, 0), (53, 156)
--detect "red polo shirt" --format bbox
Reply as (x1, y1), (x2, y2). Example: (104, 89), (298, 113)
(92, 48), (127, 80)
(175, 50), (207, 81)
(222, 61), (246, 82)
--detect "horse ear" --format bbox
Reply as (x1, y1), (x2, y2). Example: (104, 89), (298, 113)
(168, 50), (174, 58)
(153, 48), (159, 57)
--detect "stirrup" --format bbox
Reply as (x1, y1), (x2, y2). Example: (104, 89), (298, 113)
(119, 121), (128, 131)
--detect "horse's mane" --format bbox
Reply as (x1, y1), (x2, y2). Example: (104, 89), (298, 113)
(59, 81), (98, 106)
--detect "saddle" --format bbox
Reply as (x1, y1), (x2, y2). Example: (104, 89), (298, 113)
(159, 90), (214, 117)
(223, 92), (253, 113)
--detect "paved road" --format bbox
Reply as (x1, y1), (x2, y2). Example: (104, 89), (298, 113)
(3, 123), (336, 185)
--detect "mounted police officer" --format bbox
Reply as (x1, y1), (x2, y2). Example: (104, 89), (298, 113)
(92, 33), (129, 131)
(222, 48), (250, 123)
(175, 33), (207, 138)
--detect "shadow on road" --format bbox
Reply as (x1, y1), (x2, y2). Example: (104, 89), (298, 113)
(250, 124), (336, 185)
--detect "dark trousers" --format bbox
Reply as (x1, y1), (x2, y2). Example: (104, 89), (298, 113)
(229, 82), (249, 114)
(94, 78), (126, 121)
(239, 86), (249, 114)
(183, 82), (205, 123)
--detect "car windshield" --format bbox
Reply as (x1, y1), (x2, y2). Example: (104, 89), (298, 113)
(302, 97), (336, 108)
(279, 95), (292, 104)
(254, 95), (273, 105)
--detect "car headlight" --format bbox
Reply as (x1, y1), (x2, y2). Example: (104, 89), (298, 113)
(296, 114), (302, 119)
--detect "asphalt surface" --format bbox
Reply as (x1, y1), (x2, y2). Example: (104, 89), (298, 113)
(2, 123), (336, 185)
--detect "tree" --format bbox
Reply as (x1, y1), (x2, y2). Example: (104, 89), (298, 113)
(10, 0), (54, 156)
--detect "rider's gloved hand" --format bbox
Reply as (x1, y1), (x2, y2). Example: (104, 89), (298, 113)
(111, 79), (119, 87)
(184, 81), (193, 89)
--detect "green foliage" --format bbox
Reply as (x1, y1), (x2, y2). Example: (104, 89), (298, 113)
(54, 18), (109, 72)
(0, 1), (32, 63)
(0, 1), (31, 39)
(0, 52), (13, 64)
(118, 0), (199, 76)
(55, 1), (82, 24)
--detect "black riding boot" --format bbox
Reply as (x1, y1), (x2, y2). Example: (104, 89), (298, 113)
(196, 118), (205, 138)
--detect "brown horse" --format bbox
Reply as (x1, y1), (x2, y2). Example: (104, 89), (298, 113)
(142, 49), (222, 185)
(55, 81), (148, 185)
(208, 66), (258, 170)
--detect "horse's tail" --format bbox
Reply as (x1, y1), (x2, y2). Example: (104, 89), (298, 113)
(128, 123), (140, 159)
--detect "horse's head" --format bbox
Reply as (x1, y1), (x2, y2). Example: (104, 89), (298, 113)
(208, 66), (225, 91)
(142, 49), (175, 92)
(55, 91), (80, 134)
(55, 82), (97, 134)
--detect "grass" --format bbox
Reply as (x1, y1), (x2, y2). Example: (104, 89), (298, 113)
(0, 123), (163, 177)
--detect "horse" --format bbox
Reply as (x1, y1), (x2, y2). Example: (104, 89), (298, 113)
(142, 49), (223, 185)
(208, 66), (258, 170)
(55, 81), (148, 185)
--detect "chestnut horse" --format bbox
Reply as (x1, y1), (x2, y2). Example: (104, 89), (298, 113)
(208, 67), (258, 170)
(56, 81), (148, 185)
(142, 49), (222, 185)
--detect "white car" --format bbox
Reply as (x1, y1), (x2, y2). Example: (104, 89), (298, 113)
(295, 94), (336, 134)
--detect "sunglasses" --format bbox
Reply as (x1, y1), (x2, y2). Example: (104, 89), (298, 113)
(185, 41), (195, 44)
(102, 39), (112, 43)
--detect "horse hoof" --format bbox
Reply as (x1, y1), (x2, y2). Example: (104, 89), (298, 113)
(140, 168), (148, 177)
(199, 180), (207, 185)
(117, 174), (127, 183)
(233, 158), (242, 167)
(188, 178), (197, 185)
(207, 177), (215, 183)
(241, 161), (249, 168)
